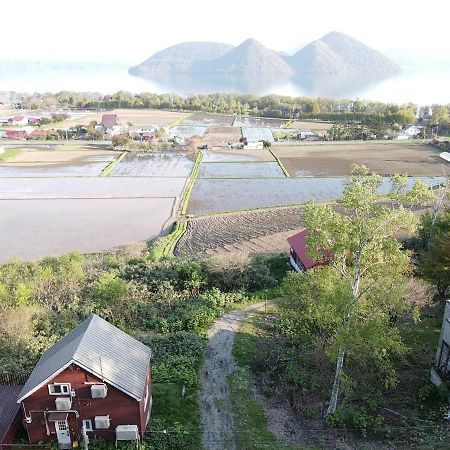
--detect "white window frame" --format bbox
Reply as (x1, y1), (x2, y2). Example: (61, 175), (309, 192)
(82, 420), (93, 432)
(48, 383), (71, 396)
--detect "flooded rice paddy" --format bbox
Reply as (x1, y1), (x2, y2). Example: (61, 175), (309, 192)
(198, 162), (285, 178)
(109, 153), (194, 177)
(0, 198), (175, 263)
(187, 177), (444, 215)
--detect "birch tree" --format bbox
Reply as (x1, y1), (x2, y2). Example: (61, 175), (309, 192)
(304, 165), (418, 417)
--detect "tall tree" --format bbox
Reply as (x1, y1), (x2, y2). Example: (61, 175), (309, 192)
(303, 165), (418, 416)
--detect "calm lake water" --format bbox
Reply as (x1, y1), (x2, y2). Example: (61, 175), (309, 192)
(1, 64), (450, 104)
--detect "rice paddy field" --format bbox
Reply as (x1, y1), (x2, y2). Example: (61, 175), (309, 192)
(0, 198), (174, 263)
(183, 113), (235, 127)
(233, 117), (289, 128)
(201, 149), (275, 162)
(0, 147), (189, 262)
(109, 153), (194, 177)
(187, 176), (444, 215)
(198, 162), (285, 178)
(170, 125), (206, 139)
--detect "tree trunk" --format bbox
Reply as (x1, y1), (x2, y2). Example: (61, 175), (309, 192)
(326, 346), (346, 417)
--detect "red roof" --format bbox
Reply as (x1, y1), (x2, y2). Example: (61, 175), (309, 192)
(30, 130), (48, 137)
(101, 114), (120, 128)
(5, 130), (26, 139)
(287, 230), (320, 270)
(11, 115), (25, 122)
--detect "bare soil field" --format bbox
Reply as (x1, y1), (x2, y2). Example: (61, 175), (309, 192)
(0, 198), (175, 263)
(107, 109), (190, 126)
(233, 117), (289, 128)
(203, 126), (242, 147)
(184, 113), (235, 127)
(175, 206), (304, 255)
(273, 143), (450, 177)
(289, 120), (334, 132)
(109, 153), (194, 177)
(201, 149), (275, 162)
(198, 162), (285, 179)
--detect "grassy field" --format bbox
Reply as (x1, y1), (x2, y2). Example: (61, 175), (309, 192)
(0, 148), (22, 162)
(273, 143), (450, 177)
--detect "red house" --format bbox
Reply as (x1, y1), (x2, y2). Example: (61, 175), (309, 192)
(17, 314), (152, 448)
(287, 229), (330, 272)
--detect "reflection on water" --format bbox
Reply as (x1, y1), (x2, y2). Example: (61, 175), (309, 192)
(1, 63), (450, 104)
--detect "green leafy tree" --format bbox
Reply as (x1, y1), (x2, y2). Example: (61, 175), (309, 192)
(303, 165), (418, 416)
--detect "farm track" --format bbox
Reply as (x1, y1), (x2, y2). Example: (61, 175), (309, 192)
(175, 206), (304, 256)
(200, 302), (270, 450)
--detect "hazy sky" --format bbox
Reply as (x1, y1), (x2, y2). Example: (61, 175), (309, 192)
(1, 0), (449, 63)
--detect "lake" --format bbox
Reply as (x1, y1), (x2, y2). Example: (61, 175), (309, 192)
(1, 63), (450, 104)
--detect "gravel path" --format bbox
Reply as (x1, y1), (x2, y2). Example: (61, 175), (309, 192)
(200, 302), (267, 450)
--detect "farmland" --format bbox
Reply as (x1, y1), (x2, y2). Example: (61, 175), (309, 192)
(184, 112), (235, 127)
(175, 206), (304, 255)
(201, 149), (275, 162)
(203, 126), (242, 147)
(0, 146), (190, 262)
(186, 175), (444, 215)
(233, 117), (289, 128)
(109, 153), (194, 177)
(289, 120), (334, 132)
(198, 162), (285, 178)
(273, 142), (450, 177)
(0, 198), (173, 263)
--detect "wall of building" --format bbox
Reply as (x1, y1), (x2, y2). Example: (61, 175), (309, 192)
(22, 364), (143, 444)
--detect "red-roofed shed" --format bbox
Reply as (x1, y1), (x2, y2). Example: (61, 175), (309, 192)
(287, 229), (330, 272)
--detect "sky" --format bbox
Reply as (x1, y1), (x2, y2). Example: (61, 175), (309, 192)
(1, 0), (449, 63)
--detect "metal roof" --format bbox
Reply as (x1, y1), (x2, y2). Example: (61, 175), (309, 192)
(0, 385), (22, 444)
(17, 314), (152, 402)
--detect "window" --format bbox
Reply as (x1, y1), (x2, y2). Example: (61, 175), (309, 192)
(82, 420), (93, 432)
(48, 383), (71, 395)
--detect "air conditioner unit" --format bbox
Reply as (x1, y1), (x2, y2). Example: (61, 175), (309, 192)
(91, 384), (108, 399)
(55, 397), (72, 411)
(95, 416), (110, 429)
(116, 425), (139, 441)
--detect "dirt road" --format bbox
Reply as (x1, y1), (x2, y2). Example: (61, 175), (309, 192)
(200, 302), (267, 450)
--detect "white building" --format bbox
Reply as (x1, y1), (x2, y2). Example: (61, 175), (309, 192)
(431, 300), (450, 387)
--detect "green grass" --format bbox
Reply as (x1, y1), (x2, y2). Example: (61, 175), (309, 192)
(180, 151), (203, 214)
(149, 221), (188, 260)
(100, 150), (127, 176)
(230, 316), (309, 449)
(269, 148), (290, 178)
(0, 148), (22, 161)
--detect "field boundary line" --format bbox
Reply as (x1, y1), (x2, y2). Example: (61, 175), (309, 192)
(100, 150), (127, 176)
(149, 220), (188, 259)
(268, 148), (290, 178)
(180, 151), (203, 215)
